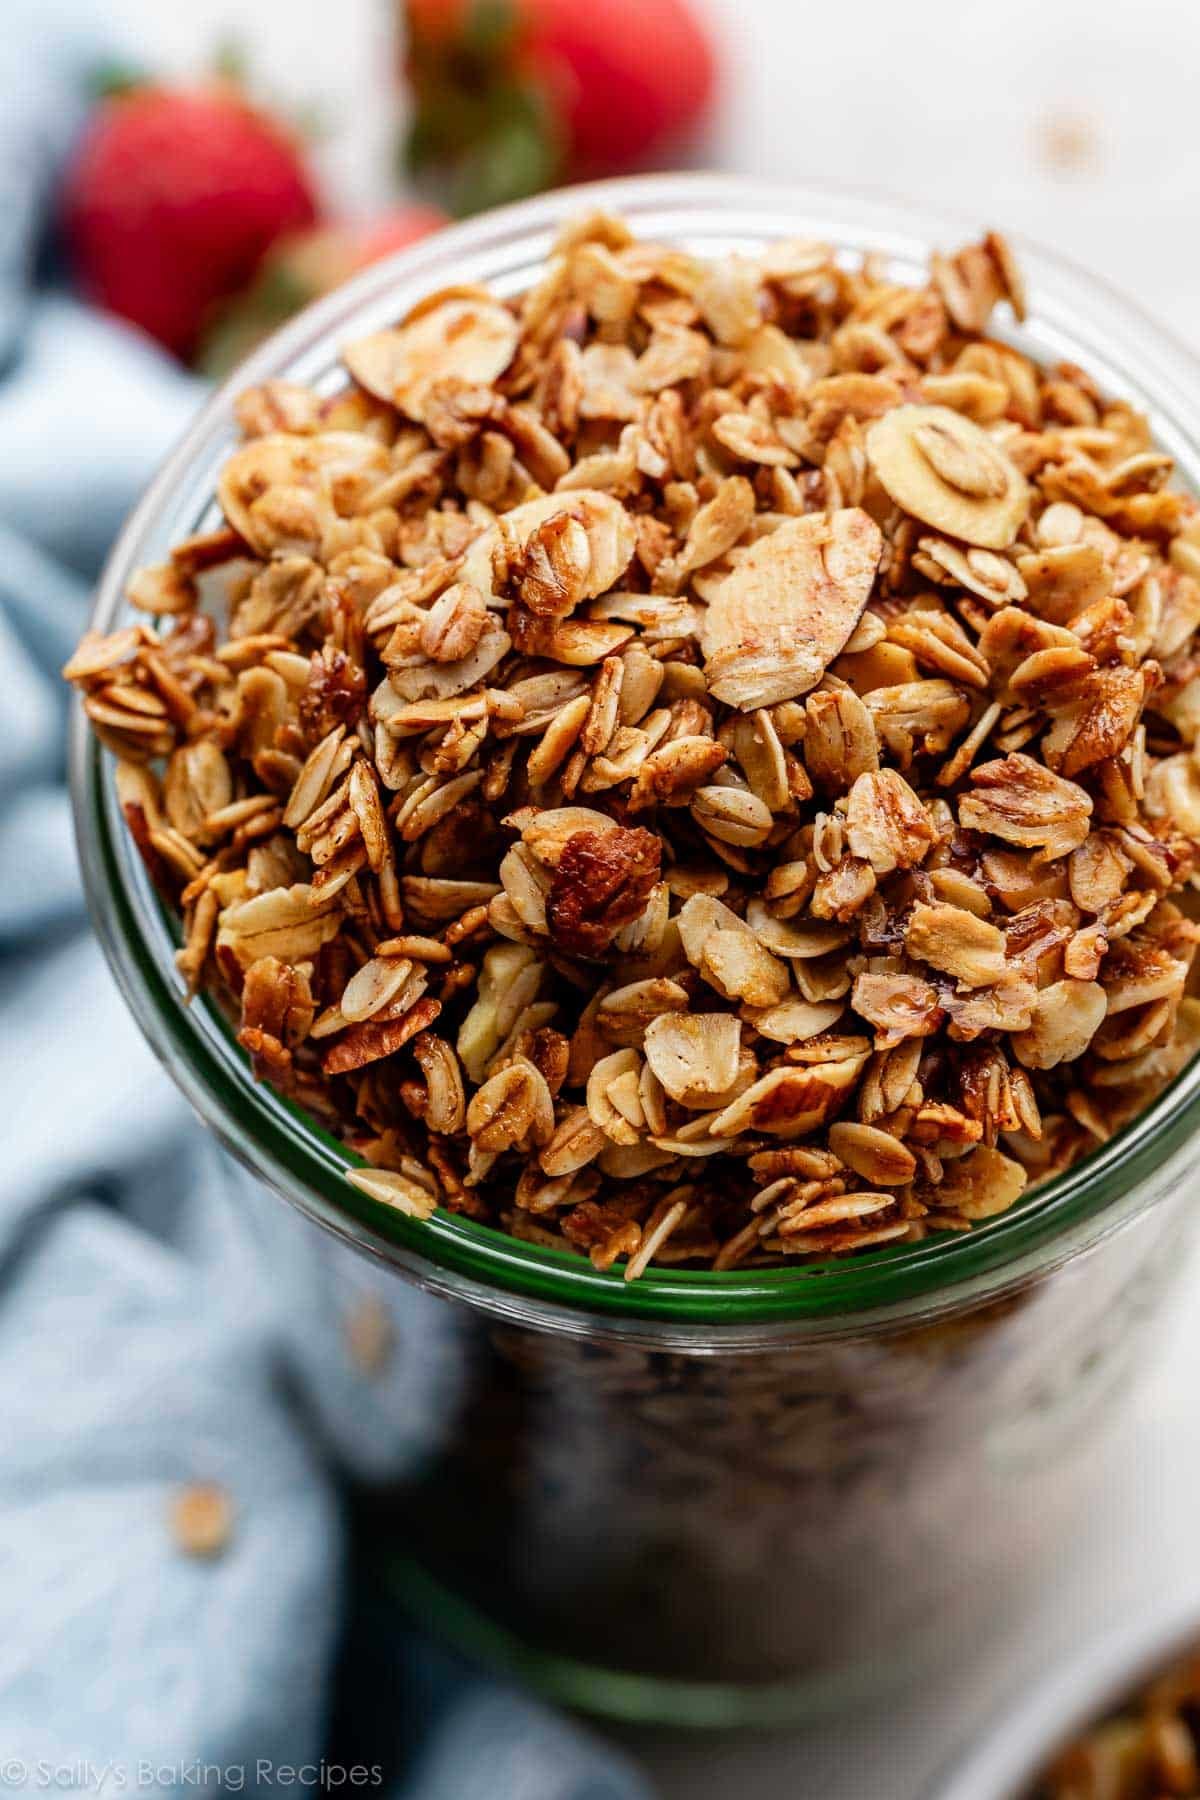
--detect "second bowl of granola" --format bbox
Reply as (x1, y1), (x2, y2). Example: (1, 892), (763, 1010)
(932, 1593), (1200, 1798)
(69, 175), (1200, 1721)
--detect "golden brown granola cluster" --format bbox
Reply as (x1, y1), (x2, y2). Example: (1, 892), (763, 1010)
(66, 213), (1200, 1277)
(1036, 1644), (1200, 1797)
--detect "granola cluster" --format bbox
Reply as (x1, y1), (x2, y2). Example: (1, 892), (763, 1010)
(66, 213), (1200, 1277)
(1036, 1643), (1200, 1797)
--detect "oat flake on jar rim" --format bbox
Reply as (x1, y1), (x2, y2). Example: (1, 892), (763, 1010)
(70, 174), (1200, 1724)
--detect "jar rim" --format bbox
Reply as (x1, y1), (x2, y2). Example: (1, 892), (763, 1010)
(69, 171), (1200, 1332)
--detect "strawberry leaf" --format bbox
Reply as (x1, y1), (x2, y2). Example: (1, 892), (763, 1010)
(87, 60), (149, 100)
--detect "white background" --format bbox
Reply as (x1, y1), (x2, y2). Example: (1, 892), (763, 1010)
(106, 0), (1200, 1792)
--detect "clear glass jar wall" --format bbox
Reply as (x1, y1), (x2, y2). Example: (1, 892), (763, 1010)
(388, 1160), (1195, 1717)
(71, 176), (1200, 1722)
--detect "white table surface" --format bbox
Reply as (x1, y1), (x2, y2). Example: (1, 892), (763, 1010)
(106, 1), (1200, 1790)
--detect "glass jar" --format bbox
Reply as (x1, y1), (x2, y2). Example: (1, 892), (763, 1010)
(69, 175), (1200, 1725)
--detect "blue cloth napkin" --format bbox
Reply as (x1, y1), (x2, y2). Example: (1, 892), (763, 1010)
(0, 8), (653, 1795)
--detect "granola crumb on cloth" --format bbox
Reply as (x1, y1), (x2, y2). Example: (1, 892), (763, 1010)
(170, 1482), (234, 1558)
(66, 214), (1200, 1278)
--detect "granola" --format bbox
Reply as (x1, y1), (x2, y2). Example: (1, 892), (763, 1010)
(170, 1482), (234, 1558)
(66, 215), (1200, 1280)
(1035, 1641), (1200, 1798)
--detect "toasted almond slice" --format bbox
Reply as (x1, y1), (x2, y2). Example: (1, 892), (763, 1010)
(410, 1034), (467, 1134)
(217, 432), (388, 555)
(700, 508), (882, 709)
(1010, 978), (1107, 1069)
(216, 883), (342, 970)
(587, 1047), (643, 1145)
(341, 957), (414, 1024)
(499, 844), (550, 932)
(827, 1122), (918, 1186)
(346, 1167), (438, 1220)
(537, 619), (636, 665)
(343, 298), (519, 423)
(63, 625), (149, 683)
(676, 893), (746, 964)
(746, 998), (845, 1044)
(933, 1145), (1026, 1219)
(643, 1013), (742, 1105)
(520, 806), (619, 866)
(866, 405), (1029, 549)
(402, 877), (501, 922)
(745, 901), (849, 960)
(906, 901), (1008, 988)
(283, 726), (348, 829)
(702, 929), (791, 1008)
(540, 1105), (608, 1177)
(605, 1069), (645, 1129)
(596, 978), (689, 1045)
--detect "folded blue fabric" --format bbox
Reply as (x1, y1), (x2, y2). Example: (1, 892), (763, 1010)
(0, 8), (651, 1795)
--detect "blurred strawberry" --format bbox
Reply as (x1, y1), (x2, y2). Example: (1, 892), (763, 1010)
(62, 82), (319, 359)
(351, 205), (450, 265)
(199, 205), (448, 374)
(403, 0), (717, 214)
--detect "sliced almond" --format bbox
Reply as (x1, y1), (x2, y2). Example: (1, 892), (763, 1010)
(934, 1145), (1026, 1219)
(866, 404), (1029, 549)
(341, 956), (414, 1024)
(701, 928), (791, 1007)
(216, 883), (342, 970)
(643, 1013), (742, 1104)
(343, 298), (519, 423)
(535, 618), (636, 666)
(1010, 978), (1107, 1069)
(520, 805), (618, 866)
(905, 901), (1008, 989)
(217, 432), (388, 555)
(676, 893), (745, 965)
(587, 1047), (643, 1145)
(827, 1122), (917, 1187)
(700, 509), (882, 709)
(745, 901), (849, 961)
(745, 997), (845, 1044)
(346, 1166), (439, 1221)
(732, 710), (789, 811)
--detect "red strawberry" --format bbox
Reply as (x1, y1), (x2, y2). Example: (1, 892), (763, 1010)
(403, 0), (716, 213)
(199, 206), (449, 374)
(350, 205), (450, 266)
(62, 84), (319, 359)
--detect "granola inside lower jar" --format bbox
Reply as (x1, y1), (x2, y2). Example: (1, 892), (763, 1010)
(64, 210), (1200, 1281)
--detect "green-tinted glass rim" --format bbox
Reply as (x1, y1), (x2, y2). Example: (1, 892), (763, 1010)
(69, 173), (1200, 1331)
